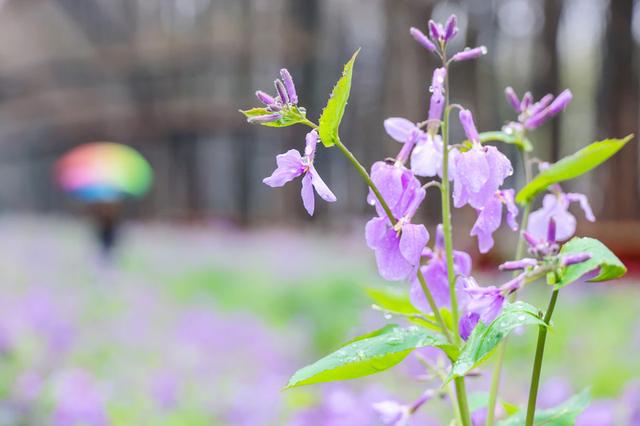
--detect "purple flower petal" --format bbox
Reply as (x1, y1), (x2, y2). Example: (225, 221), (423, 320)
(263, 150), (304, 187)
(499, 258), (538, 271)
(384, 117), (418, 143)
(444, 15), (458, 41)
(309, 167), (337, 203)
(365, 217), (389, 249)
(411, 134), (443, 177)
(399, 223), (429, 267)
(470, 194), (503, 253)
(451, 46), (487, 62)
(566, 192), (596, 222)
(300, 173), (315, 215)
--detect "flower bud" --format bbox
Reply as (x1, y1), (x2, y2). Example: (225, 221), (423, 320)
(499, 258), (538, 271)
(428, 20), (444, 40)
(247, 113), (281, 123)
(451, 46), (487, 62)
(520, 92), (533, 110)
(410, 27), (437, 52)
(444, 15), (458, 41)
(279, 68), (298, 105)
(459, 109), (479, 143)
(561, 252), (591, 266)
(274, 79), (289, 105)
(546, 89), (572, 116)
(527, 94), (553, 117)
(505, 87), (521, 112)
(255, 90), (276, 107)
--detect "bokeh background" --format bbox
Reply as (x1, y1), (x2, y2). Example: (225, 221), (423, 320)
(0, 0), (639, 425)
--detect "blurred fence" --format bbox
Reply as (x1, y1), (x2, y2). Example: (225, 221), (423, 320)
(0, 0), (637, 226)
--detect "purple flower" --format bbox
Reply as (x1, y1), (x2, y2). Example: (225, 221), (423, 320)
(263, 130), (336, 215)
(451, 46), (488, 62)
(372, 400), (411, 426)
(505, 88), (573, 130)
(249, 68), (300, 123)
(470, 189), (519, 253)
(410, 15), (459, 54)
(383, 117), (424, 165)
(411, 133), (444, 177)
(410, 224), (472, 312)
(366, 162), (429, 281)
(457, 274), (525, 340)
(527, 190), (595, 242)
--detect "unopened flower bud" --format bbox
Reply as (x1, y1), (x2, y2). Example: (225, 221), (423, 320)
(505, 87), (521, 112)
(459, 109), (480, 143)
(428, 20), (444, 40)
(444, 15), (458, 41)
(255, 90), (276, 107)
(247, 113), (281, 123)
(499, 258), (538, 271)
(279, 68), (298, 105)
(561, 252), (591, 266)
(451, 46), (487, 62)
(410, 27), (437, 52)
(546, 89), (573, 116)
(274, 79), (289, 105)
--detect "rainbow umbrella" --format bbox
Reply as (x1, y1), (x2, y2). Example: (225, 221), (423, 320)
(56, 142), (153, 202)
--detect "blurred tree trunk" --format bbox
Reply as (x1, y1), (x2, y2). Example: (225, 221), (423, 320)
(598, 0), (639, 219)
(534, 0), (561, 161)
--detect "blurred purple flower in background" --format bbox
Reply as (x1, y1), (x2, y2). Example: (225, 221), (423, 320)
(52, 369), (109, 426)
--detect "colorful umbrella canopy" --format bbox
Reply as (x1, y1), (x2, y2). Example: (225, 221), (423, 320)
(56, 142), (153, 202)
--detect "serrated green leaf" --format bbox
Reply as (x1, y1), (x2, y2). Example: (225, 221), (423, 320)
(476, 131), (533, 152)
(555, 237), (626, 289)
(497, 389), (590, 426)
(516, 135), (633, 204)
(318, 49), (360, 147)
(285, 324), (447, 389)
(450, 302), (545, 379)
(366, 287), (420, 315)
(239, 105), (308, 128)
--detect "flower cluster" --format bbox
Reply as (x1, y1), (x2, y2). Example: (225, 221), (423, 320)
(242, 9), (627, 426)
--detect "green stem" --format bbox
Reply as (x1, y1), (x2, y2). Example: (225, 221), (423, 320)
(334, 137), (397, 225)
(417, 270), (453, 344)
(485, 148), (532, 426)
(525, 289), (559, 426)
(454, 377), (472, 426)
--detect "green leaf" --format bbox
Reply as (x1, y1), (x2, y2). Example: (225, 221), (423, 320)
(477, 131), (533, 152)
(239, 105), (308, 128)
(497, 389), (590, 426)
(555, 237), (626, 289)
(285, 324), (447, 389)
(516, 135), (633, 204)
(366, 287), (420, 315)
(450, 302), (545, 379)
(318, 49), (360, 147)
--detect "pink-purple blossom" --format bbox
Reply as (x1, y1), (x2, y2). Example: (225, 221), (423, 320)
(250, 68), (299, 123)
(504, 87), (573, 130)
(527, 190), (595, 242)
(470, 189), (519, 253)
(365, 162), (428, 281)
(263, 130), (336, 216)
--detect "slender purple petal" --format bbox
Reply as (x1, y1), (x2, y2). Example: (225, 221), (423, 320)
(502, 189), (519, 230)
(309, 167), (337, 203)
(279, 68), (298, 104)
(410, 27), (437, 52)
(451, 46), (487, 62)
(470, 194), (503, 253)
(566, 193), (596, 222)
(263, 150), (304, 187)
(300, 173), (315, 215)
